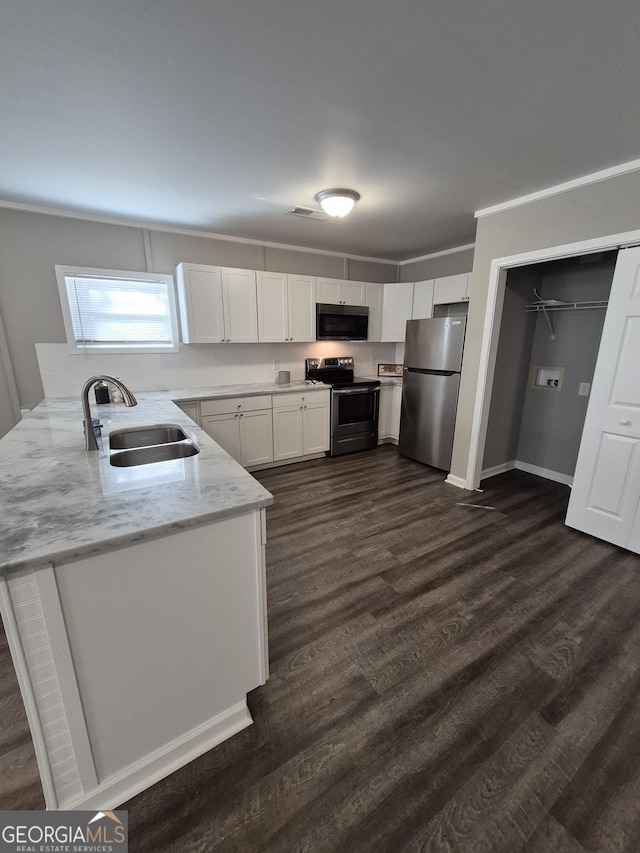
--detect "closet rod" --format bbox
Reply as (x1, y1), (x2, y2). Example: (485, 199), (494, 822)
(523, 300), (608, 313)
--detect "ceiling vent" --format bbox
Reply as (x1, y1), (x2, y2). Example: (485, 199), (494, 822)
(285, 206), (327, 221)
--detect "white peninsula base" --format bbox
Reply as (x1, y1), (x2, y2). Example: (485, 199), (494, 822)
(0, 509), (268, 810)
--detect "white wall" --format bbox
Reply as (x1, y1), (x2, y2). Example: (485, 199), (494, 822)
(36, 341), (397, 398)
(450, 169), (640, 485)
(0, 208), (398, 408)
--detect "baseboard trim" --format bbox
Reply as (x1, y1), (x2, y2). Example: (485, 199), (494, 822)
(445, 473), (468, 489)
(515, 460), (574, 487)
(247, 452), (326, 472)
(61, 701), (252, 811)
(378, 437), (399, 445)
(481, 460), (516, 480)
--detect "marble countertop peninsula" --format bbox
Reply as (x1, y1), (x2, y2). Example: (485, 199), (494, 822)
(0, 389), (283, 574)
(171, 380), (330, 401)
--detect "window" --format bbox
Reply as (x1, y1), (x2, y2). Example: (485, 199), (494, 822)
(55, 265), (180, 353)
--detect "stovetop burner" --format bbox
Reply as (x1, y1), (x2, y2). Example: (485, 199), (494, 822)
(305, 356), (380, 389)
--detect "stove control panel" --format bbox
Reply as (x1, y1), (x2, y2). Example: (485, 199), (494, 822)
(306, 356), (354, 370)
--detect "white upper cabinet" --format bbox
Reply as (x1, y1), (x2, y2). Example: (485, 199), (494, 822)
(220, 268), (259, 342)
(256, 272), (315, 342)
(287, 275), (316, 341)
(256, 271), (288, 342)
(176, 263), (258, 343)
(412, 279), (435, 319)
(433, 273), (470, 305)
(366, 282), (384, 342)
(316, 278), (366, 306)
(381, 282), (415, 341)
(176, 263), (225, 343)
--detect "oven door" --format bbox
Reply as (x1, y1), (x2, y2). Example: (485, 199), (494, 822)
(332, 386), (380, 436)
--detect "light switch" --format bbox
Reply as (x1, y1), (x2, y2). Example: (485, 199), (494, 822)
(578, 382), (591, 397)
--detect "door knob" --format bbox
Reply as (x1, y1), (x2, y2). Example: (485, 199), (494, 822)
(620, 418), (632, 426)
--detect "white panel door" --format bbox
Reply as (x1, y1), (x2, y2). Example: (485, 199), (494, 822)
(177, 264), (225, 343)
(366, 283), (383, 342)
(433, 273), (469, 304)
(316, 278), (342, 305)
(221, 268), (258, 342)
(201, 413), (241, 461)
(378, 385), (393, 439)
(382, 283), (414, 341)
(342, 281), (367, 306)
(566, 248), (640, 551)
(302, 400), (330, 454)
(256, 271), (288, 342)
(412, 280), (435, 319)
(273, 405), (303, 460)
(239, 410), (274, 467)
(288, 275), (316, 342)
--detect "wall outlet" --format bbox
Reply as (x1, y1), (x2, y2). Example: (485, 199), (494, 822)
(578, 382), (591, 397)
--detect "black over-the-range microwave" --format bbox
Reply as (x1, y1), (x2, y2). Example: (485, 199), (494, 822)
(316, 303), (369, 341)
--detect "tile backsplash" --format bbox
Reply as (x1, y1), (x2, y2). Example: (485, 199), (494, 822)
(36, 341), (400, 398)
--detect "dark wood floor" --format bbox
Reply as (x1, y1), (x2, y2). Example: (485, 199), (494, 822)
(3, 445), (640, 851)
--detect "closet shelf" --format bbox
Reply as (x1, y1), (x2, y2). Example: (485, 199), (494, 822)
(524, 300), (608, 313)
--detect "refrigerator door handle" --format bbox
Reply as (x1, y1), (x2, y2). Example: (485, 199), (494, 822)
(404, 367), (457, 377)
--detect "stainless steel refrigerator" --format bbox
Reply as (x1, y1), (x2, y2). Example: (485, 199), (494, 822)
(399, 316), (466, 470)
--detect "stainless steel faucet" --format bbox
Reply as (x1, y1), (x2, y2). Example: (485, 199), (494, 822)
(82, 375), (138, 451)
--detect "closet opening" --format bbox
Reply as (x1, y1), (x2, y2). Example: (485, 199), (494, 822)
(480, 250), (617, 486)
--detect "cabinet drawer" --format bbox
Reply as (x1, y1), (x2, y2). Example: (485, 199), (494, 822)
(272, 390), (330, 408)
(201, 395), (272, 416)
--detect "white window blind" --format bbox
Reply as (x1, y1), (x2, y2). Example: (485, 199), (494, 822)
(56, 266), (179, 353)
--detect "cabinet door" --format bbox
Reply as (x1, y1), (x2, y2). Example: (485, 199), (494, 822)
(378, 385), (393, 439)
(221, 268), (258, 342)
(273, 405), (303, 460)
(412, 280), (435, 319)
(366, 283), (383, 342)
(342, 281), (367, 306)
(302, 400), (330, 454)
(316, 278), (342, 305)
(256, 271), (288, 342)
(201, 413), (241, 460)
(288, 275), (316, 342)
(382, 283), (414, 342)
(390, 385), (402, 441)
(433, 273), (469, 305)
(176, 264), (225, 343)
(239, 409), (274, 467)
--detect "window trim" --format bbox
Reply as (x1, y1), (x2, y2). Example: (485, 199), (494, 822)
(55, 265), (180, 354)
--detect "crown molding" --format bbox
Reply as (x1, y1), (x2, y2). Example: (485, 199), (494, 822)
(397, 243), (475, 266)
(0, 199), (398, 266)
(475, 157), (640, 219)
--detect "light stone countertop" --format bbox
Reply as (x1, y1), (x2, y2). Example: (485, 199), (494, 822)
(171, 380), (331, 401)
(0, 385), (332, 574)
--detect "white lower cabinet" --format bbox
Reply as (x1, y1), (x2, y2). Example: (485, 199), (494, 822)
(272, 391), (330, 460)
(201, 396), (273, 467)
(199, 390), (329, 469)
(379, 383), (402, 442)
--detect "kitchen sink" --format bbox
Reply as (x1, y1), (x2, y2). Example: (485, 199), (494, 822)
(110, 442), (200, 467)
(109, 424), (189, 450)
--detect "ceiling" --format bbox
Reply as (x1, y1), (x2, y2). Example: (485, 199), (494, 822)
(2, 1), (640, 262)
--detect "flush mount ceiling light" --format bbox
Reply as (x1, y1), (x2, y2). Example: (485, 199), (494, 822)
(314, 188), (360, 218)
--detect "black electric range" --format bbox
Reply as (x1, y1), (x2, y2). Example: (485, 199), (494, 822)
(305, 356), (380, 456)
